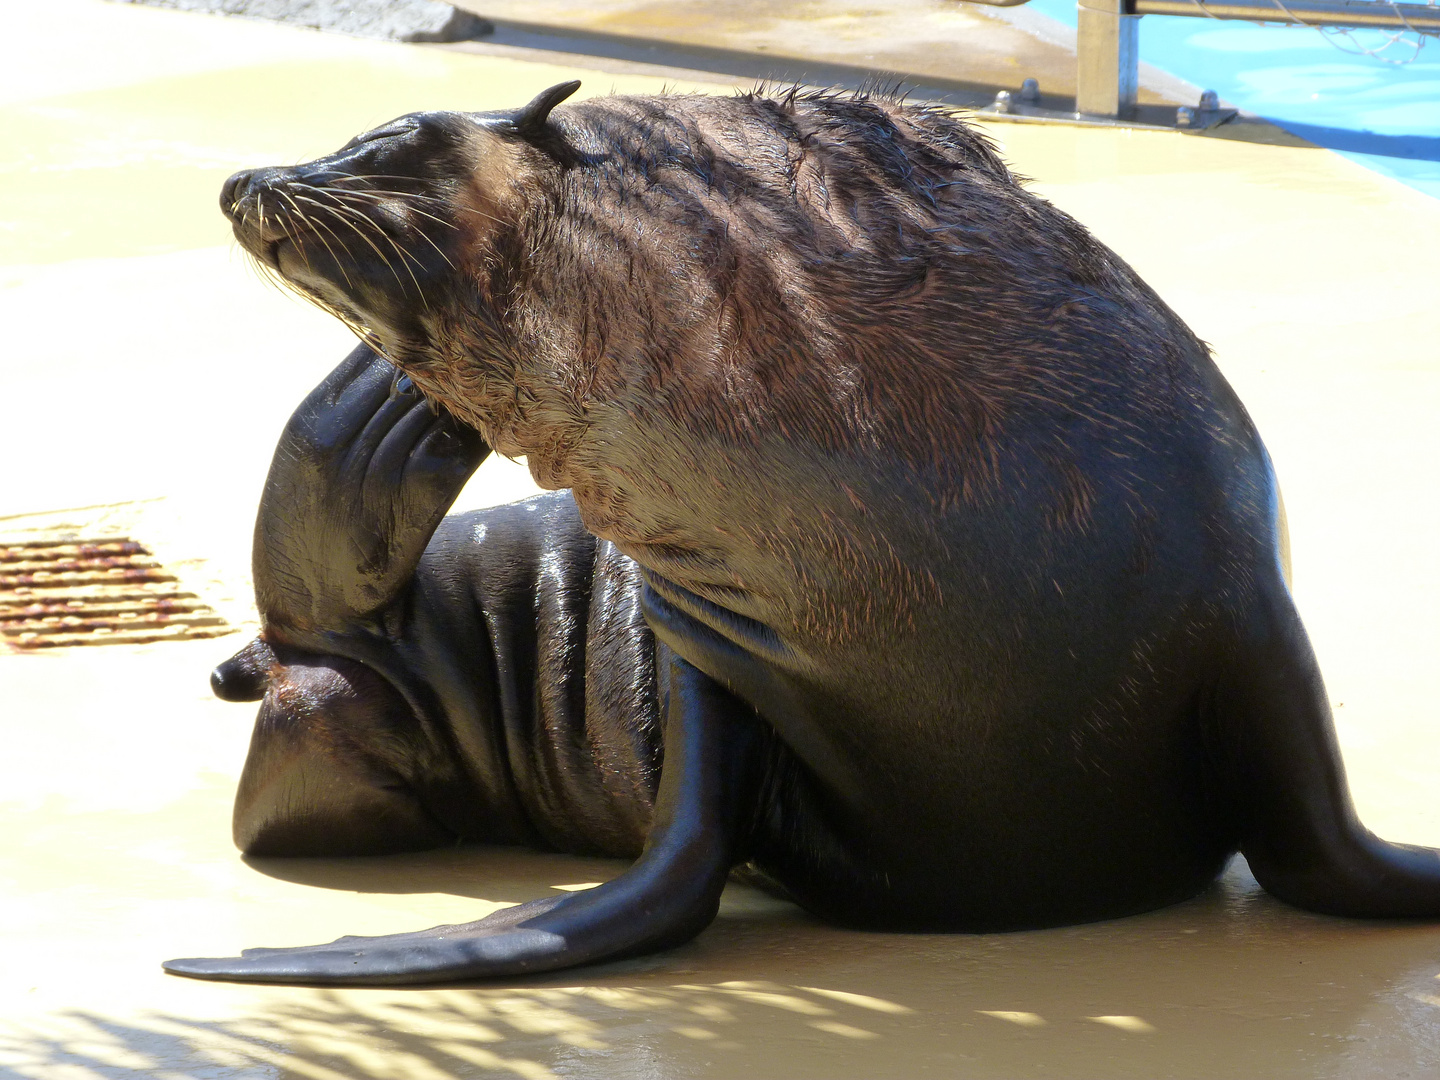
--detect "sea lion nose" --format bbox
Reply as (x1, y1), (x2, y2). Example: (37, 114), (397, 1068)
(210, 638), (276, 702)
(221, 169), (254, 215)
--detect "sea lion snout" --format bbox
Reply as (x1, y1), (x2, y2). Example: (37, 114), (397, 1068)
(219, 169), (247, 216)
(221, 166), (307, 249)
(218, 83), (583, 377)
(210, 637), (277, 702)
(220, 122), (491, 344)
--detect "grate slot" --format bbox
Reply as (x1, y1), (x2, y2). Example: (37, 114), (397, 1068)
(0, 537), (231, 650)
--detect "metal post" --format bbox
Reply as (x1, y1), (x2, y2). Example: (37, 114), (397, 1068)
(1076, 0), (1139, 119)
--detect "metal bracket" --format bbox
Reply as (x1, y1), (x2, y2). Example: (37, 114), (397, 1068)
(984, 80), (1238, 133)
(1175, 90), (1238, 131)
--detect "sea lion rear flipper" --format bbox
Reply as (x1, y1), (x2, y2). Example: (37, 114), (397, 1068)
(163, 656), (763, 985)
(1220, 586), (1440, 916)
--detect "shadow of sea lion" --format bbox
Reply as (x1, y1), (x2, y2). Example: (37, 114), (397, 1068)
(242, 845), (636, 904)
(6, 858), (1440, 1078)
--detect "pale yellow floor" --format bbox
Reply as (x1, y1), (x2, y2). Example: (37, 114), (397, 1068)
(2, 1), (1439, 1077)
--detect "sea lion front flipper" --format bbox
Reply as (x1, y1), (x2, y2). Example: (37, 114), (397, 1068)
(163, 656), (763, 985)
(252, 342), (489, 640)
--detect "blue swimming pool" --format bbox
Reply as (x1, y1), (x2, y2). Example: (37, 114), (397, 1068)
(1027, 0), (1440, 199)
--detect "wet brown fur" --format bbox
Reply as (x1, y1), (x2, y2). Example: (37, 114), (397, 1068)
(422, 88), (1199, 499)
(231, 86), (1225, 649)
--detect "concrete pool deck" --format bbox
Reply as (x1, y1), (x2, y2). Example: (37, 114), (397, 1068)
(2, 0), (1439, 1075)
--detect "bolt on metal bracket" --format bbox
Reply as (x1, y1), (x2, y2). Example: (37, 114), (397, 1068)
(981, 78), (1237, 134)
(1176, 89), (1238, 131)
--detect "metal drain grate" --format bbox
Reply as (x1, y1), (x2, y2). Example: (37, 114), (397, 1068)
(0, 538), (230, 649)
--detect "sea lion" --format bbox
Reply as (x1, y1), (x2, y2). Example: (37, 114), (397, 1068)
(168, 83), (1440, 985)
(208, 345), (670, 862)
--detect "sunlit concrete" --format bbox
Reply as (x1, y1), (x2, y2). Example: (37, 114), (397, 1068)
(2, 1), (1439, 1076)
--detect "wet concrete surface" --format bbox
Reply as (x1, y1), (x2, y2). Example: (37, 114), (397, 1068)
(3, 1), (1440, 1076)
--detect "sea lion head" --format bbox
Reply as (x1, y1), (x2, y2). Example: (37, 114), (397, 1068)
(219, 81), (581, 438)
(205, 344), (510, 858)
(212, 640), (454, 856)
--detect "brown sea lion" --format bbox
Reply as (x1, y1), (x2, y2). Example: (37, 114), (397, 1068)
(167, 83), (1440, 985)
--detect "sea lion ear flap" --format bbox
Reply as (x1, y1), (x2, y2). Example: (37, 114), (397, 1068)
(509, 80), (581, 139)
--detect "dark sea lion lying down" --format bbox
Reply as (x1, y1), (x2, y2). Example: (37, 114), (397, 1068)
(168, 83), (1440, 985)
(209, 347), (669, 864)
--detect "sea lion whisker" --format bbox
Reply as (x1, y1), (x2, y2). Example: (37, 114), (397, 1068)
(287, 278), (381, 354)
(287, 193), (365, 290)
(240, 239), (288, 295)
(272, 191), (322, 280)
(339, 189), (464, 215)
(337, 184), (507, 226)
(290, 179), (450, 216)
(325, 188), (463, 239)
(352, 187), (453, 205)
(318, 174), (463, 205)
(326, 174), (456, 193)
(318, 176), (508, 227)
(308, 188), (460, 271)
(293, 191), (408, 290)
(304, 219), (362, 292)
(342, 185), (508, 227)
(310, 183), (454, 216)
(358, 330), (398, 366)
(320, 199), (426, 302)
(357, 208), (458, 273)
(251, 257), (293, 302)
(320, 197), (428, 281)
(371, 223), (434, 289)
(384, 193), (503, 226)
(239, 254), (274, 293)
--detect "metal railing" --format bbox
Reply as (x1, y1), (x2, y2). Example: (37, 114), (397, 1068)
(1134, 0), (1440, 27)
(970, 0), (1439, 121)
